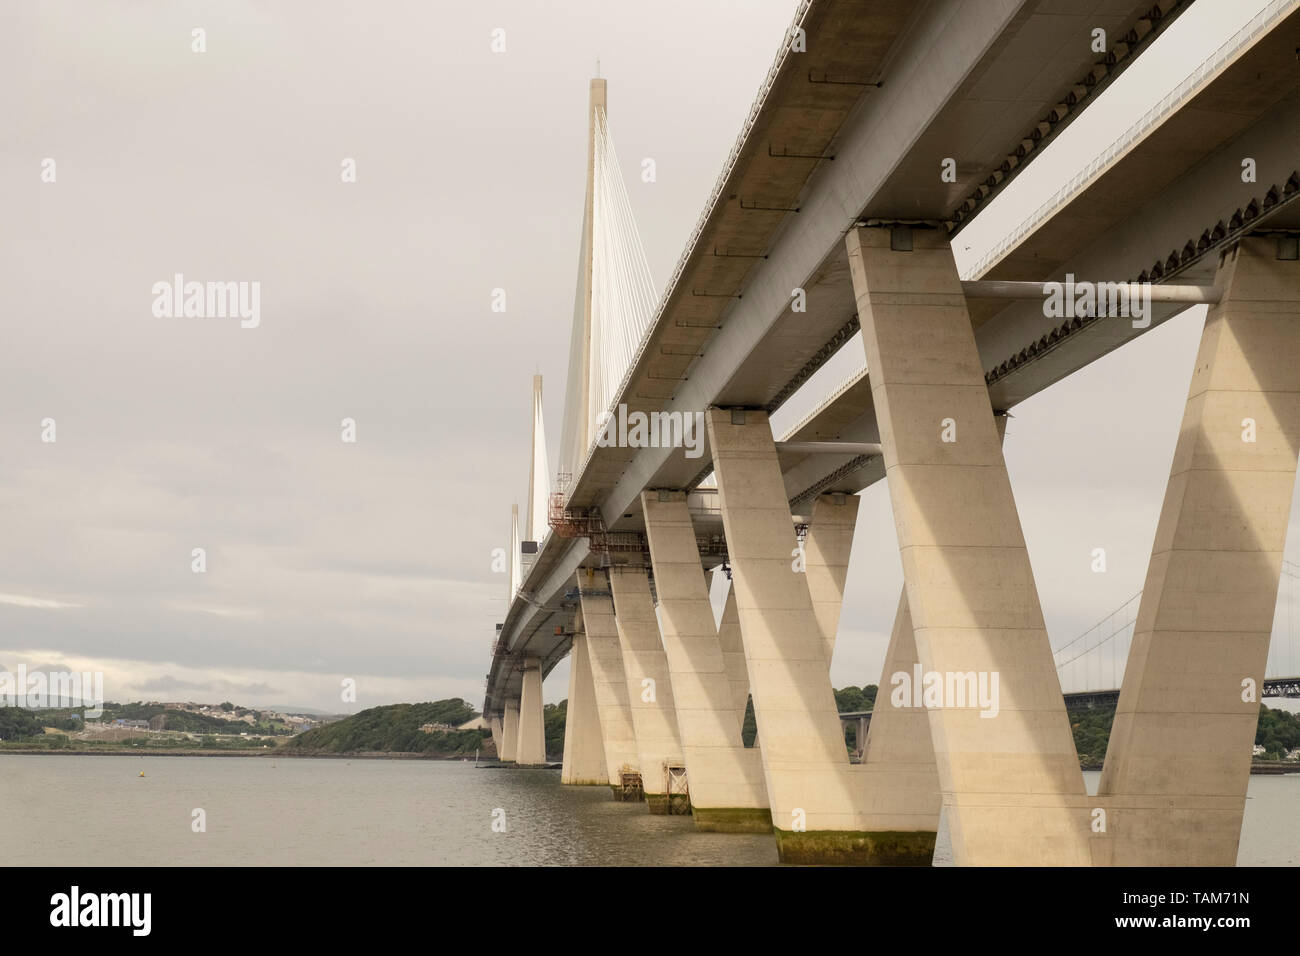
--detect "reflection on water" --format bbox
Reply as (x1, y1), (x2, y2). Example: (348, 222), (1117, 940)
(0, 757), (1292, 865)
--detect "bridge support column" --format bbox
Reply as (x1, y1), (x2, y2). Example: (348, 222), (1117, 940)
(860, 590), (940, 820)
(488, 715), (503, 756)
(561, 628), (608, 785)
(608, 567), (691, 816)
(846, 225), (1090, 865)
(515, 657), (547, 766)
(578, 569), (643, 799)
(716, 578), (751, 739)
(642, 492), (769, 831)
(1099, 237), (1300, 865)
(707, 408), (942, 864)
(803, 492), (857, 661)
(500, 698), (519, 763)
(609, 565), (687, 813)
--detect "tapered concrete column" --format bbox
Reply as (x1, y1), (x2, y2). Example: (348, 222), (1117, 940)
(847, 225), (1089, 866)
(863, 591), (939, 796)
(561, 630), (608, 785)
(803, 493), (859, 661)
(578, 569), (642, 797)
(707, 407), (941, 864)
(489, 716), (504, 756)
(716, 577), (750, 736)
(500, 699), (520, 763)
(515, 657), (547, 766)
(1099, 237), (1300, 866)
(864, 437), (996, 793)
(608, 564), (687, 813)
(643, 492), (770, 831)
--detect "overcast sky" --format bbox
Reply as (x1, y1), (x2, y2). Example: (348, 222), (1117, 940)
(3, 0), (1297, 715)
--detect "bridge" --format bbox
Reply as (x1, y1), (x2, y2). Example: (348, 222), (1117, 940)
(484, 0), (1300, 865)
(839, 677), (1300, 751)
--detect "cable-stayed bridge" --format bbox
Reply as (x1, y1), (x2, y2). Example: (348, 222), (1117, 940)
(486, 0), (1300, 865)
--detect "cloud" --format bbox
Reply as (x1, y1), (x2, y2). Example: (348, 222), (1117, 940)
(135, 675), (275, 697)
(0, 593), (83, 609)
(169, 603), (263, 620)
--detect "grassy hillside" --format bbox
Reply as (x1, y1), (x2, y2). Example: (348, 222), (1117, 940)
(284, 699), (486, 756)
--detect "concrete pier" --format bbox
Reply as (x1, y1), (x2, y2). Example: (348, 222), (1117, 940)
(1099, 237), (1300, 865)
(577, 569), (643, 799)
(803, 493), (858, 661)
(515, 657), (547, 766)
(608, 565), (687, 813)
(707, 407), (941, 864)
(859, 590), (940, 829)
(561, 628), (608, 785)
(488, 715), (504, 757)
(715, 578), (750, 738)
(847, 225), (1090, 866)
(500, 698), (520, 764)
(642, 491), (770, 831)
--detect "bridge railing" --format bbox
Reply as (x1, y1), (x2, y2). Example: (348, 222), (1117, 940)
(966, 0), (1298, 281)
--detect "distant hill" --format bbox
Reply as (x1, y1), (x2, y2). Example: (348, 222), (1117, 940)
(284, 699), (487, 756)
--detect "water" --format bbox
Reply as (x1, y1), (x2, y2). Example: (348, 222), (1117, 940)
(1, 757), (1294, 865)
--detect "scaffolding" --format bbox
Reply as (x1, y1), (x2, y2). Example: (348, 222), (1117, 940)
(617, 769), (645, 802)
(665, 765), (691, 815)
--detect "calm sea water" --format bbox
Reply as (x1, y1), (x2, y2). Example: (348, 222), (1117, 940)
(0, 757), (1294, 866)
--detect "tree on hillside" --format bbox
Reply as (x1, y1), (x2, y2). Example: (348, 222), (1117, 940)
(283, 699), (485, 755)
(0, 707), (46, 740)
(544, 701), (567, 758)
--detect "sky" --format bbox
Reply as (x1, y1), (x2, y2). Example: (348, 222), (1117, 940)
(2, 0), (1297, 715)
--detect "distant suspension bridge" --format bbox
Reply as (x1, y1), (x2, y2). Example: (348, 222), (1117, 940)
(1049, 559), (1300, 700)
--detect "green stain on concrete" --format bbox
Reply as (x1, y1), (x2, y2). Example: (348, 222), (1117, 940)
(774, 828), (936, 866)
(610, 785), (645, 802)
(645, 793), (692, 815)
(693, 807), (773, 833)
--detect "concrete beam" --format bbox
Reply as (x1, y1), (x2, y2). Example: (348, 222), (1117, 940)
(1098, 237), (1300, 865)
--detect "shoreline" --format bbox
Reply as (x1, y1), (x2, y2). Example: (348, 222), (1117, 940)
(0, 749), (488, 760)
